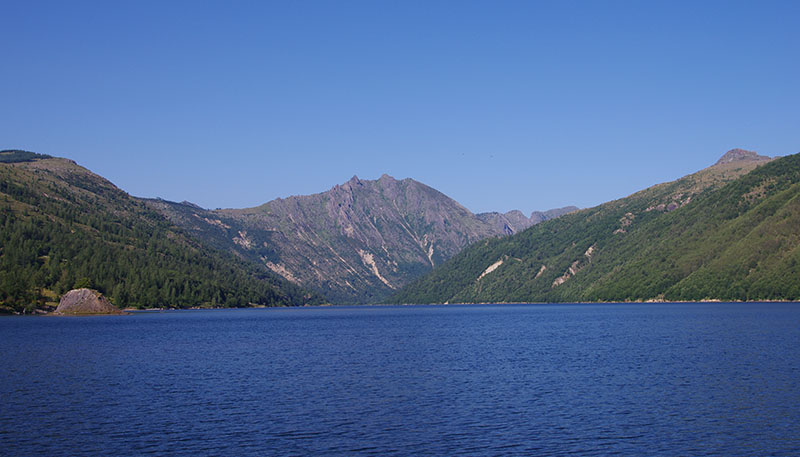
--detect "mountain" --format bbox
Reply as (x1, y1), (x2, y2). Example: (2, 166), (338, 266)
(476, 207), (578, 235)
(0, 150), (322, 313)
(390, 149), (800, 304)
(149, 174), (575, 303)
(715, 148), (771, 166)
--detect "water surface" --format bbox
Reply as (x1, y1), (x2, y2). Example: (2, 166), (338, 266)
(1, 303), (799, 455)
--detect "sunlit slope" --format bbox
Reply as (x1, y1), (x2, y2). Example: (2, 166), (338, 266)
(390, 151), (799, 303)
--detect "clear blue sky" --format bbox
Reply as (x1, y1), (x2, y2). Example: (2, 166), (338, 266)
(3, 1), (798, 214)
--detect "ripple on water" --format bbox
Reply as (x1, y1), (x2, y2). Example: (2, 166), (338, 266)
(1, 304), (799, 456)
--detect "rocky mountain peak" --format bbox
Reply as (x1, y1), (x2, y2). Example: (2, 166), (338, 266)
(150, 172), (579, 304)
(715, 148), (771, 166)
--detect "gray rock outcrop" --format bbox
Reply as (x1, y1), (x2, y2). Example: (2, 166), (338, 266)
(54, 288), (125, 315)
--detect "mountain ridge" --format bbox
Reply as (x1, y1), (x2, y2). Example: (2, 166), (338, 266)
(390, 149), (798, 304)
(5, 146), (784, 309)
(0, 154), (323, 313)
(149, 173), (577, 303)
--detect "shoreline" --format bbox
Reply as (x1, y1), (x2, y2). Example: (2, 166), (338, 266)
(4, 299), (799, 316)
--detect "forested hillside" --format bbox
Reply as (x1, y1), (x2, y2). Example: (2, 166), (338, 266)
(0, 150), (322, 313)
(390, 150), (800, 304)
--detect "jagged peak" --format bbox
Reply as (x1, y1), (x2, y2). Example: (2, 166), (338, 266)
(715, 148), (771, 166)
(504, 209), (526, 218)
(340, 174), (403, 189)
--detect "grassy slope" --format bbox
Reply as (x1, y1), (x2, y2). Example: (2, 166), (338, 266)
(390, 154), (800, 304)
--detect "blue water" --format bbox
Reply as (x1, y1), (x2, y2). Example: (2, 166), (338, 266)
(1, 303), (799, 456)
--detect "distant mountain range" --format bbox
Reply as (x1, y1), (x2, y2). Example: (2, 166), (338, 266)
(5, 145), (795, 311)
(390, 149), (800, 304)
(148, 174), (576, 303)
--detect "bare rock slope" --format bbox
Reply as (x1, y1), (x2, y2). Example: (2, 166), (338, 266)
(149, 175), (575, 303)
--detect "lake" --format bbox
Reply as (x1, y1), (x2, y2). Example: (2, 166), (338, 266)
(1, 303), (799, 456)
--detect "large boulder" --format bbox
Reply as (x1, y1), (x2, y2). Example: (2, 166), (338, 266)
(54, 288), (125, 315)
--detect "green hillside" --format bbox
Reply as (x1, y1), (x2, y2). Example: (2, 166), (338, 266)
(390, 151), (800, 304)
(0, 155), (323, 313)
